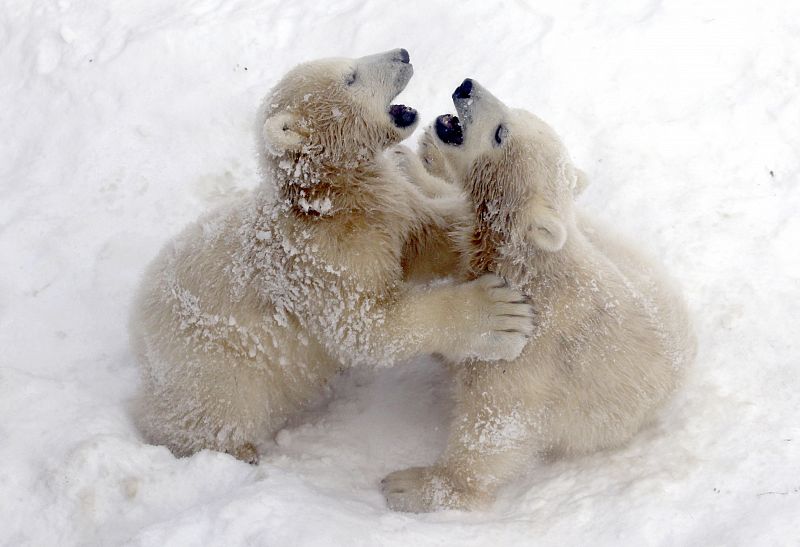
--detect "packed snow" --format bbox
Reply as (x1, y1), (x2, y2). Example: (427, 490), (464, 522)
(1, 0), (799, 545)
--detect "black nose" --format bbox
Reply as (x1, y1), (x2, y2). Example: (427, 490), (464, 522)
(396, 48), (410, 63)
(453, 78), (473, 100)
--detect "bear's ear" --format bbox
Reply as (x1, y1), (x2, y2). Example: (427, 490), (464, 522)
(263, 112), (303, 155)
(573, 168), (590, 197)
(522, 201), (567, 252)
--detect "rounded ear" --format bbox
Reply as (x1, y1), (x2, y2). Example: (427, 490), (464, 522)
(573, 168), (590, 197)
(263, 112), (302, 155)
(523, 202), (567, 252)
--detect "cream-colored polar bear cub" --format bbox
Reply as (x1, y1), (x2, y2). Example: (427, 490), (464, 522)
(383, 79), (697, 512)
(130, 54), (534, 464)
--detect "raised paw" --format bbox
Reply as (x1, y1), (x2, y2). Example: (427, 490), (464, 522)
(381, 466), (459, 513)
(418, 128), (453, 181)
(466, 274), (534, 362)
(389, 144), (427, 180)
(391, 144), (460, 200)
(484, 277), (535, 331)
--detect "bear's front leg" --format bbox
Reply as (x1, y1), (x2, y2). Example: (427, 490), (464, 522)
(382, 441), (529, 512)
(389, 144), (461, 200)
(381, 466), (473, 512)
(418, 126), (457, 183)
(383, 381), (535, 512)
(401, 274), (535, 363)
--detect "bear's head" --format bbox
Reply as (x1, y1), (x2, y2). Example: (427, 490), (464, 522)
(259, 49), (418, 169)
(430, 79), (584, 269)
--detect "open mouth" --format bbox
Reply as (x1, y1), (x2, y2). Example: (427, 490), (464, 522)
(389, 104), (418, 128)
(388, 56), (417, 128)
(433, 78), (475, 145)
(435, 114), (463, 145)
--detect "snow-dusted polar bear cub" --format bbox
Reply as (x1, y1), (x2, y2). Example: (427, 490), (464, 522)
(130, 53), (534, 463)
(382, 79), (697, 511)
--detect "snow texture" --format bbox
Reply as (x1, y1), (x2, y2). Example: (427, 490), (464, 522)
(1, 0), (799, 545)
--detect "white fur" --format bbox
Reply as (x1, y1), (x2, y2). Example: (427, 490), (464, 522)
(130, 55), (534, 463)
(383, 80), (696, 512)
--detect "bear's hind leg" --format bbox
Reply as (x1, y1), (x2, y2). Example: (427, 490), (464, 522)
(136, 351), (286, 463)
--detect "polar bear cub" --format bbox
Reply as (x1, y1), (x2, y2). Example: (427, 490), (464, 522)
(382, 79), (697, 511)
(130, 54), (534, 463)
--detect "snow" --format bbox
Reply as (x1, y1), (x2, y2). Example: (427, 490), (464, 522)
(1, 0), (799, 545)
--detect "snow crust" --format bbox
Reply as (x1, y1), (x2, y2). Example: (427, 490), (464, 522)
(1, 0), (798, 545)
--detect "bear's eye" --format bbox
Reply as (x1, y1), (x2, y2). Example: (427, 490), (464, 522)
(346, 71), (357, 86)
(494, 124), (508, 146)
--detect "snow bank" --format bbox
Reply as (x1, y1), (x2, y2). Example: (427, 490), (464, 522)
(1, 0), (798, 545)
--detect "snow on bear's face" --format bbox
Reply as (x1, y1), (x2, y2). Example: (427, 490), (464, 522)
(432, 79), (581, 253)
(259, 49), (418, 164)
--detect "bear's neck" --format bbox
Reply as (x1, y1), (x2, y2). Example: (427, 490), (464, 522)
(462, 218), (586, 294)
(266, 151), (381, 219)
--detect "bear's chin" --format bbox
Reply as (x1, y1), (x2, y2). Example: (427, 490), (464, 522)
(389, 104), (418, 128)
(435, 114), (463, 146)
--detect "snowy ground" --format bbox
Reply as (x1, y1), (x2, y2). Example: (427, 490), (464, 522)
(2, 0), (799, 545)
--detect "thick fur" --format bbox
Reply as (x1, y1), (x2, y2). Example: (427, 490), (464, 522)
(130, 54), (534, 463)
(393, 143), (468, 282)
(383, 81), (696, 511)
